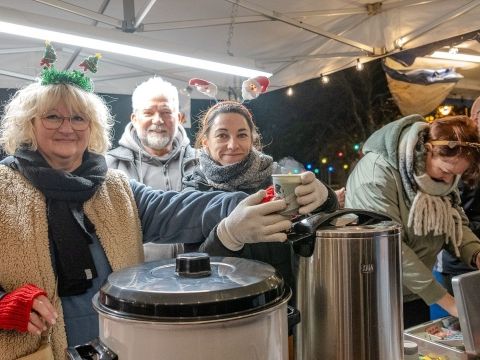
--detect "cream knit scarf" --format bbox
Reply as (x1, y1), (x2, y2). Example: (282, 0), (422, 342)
(399, 122), (463, 256)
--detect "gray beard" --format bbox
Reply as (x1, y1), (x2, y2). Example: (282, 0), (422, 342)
(141, 132), (171, 150)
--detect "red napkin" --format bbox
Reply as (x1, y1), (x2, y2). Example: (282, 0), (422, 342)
(261, 185), (275, 203)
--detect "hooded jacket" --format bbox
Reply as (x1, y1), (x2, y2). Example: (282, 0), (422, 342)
(106, 123), (197, 191)
(346, 115), (480, 305)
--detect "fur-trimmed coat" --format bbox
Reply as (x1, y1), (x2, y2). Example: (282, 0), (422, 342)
(0, 165), (244, 359)
(0, 167), (142, 359)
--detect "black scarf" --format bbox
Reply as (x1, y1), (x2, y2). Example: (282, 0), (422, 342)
(11, 149), (107, 296)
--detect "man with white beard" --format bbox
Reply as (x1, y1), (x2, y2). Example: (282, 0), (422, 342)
(107, 77), (196, 260)
(107, 77), (196, 191)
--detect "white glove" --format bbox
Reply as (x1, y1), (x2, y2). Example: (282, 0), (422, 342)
(295, 171), (328, 214)
(217, 190), (292, 251)
(335, 187), (346, 208)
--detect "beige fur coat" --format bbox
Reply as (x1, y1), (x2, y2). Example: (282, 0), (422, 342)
(0, 166), (143, 360)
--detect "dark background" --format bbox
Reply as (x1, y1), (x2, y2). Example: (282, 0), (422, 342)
(0, 60), (473, 187)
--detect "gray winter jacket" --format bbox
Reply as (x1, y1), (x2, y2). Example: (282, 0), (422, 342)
(106, 123), (197, 191)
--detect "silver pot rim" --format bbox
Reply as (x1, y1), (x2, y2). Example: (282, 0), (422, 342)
(94, 255), (289, 321)
(93, 288), (291, 323)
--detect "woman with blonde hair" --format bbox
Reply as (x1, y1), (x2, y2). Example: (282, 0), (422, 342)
(0, 76), (329, 358)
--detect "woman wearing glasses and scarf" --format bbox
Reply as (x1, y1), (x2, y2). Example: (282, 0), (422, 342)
(345, 114), (480, 328)
(0, 73), (330, 358)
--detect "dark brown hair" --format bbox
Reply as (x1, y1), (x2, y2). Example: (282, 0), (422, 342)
(427, 115), (480, 186)
(194, 101), (262, 150)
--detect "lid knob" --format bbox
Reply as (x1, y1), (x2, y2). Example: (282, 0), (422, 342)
(175, 252), (211, 278)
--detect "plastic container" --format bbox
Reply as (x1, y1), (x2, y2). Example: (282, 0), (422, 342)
(404, 340), (419, 360)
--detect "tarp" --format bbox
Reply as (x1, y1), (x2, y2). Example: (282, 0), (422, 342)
(0, 0), (479, 100)
(383, 60), (462, 116)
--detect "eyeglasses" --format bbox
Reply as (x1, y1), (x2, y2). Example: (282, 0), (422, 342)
(429, 140), (480, 150)
(40, 112), (90, 131)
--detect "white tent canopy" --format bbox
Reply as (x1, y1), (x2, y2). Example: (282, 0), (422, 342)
(0, 0), (479, 100)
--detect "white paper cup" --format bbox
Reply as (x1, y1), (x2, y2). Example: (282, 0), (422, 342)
(272, 174), (302, 216)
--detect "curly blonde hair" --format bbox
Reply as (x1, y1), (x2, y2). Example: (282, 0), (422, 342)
(0, 82), (114, 155)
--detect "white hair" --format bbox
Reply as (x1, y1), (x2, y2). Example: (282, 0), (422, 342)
(131, 77), (179, 113)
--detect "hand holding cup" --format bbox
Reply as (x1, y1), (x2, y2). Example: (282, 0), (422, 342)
(272, 171), (328, 215)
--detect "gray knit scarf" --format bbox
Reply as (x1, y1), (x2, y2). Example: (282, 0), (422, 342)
(199, 148), (274, 192)
(398, 122), (463, 256)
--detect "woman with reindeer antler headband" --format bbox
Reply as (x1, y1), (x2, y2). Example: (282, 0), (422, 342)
(183, 84), (339, 293)
(0, 43), (333, 359)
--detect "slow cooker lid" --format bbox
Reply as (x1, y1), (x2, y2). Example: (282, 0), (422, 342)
(96, 254), (286, 319)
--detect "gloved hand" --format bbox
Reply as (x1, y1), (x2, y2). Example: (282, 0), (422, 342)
(217, 190), (292, 251)
(335, 187), (346, 208)
(295, 171), (328, 214)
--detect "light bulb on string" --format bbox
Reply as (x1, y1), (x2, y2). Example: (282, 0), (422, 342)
(448, 46), (459, 55)
(438, 105), (453, 116)
(287, 87), (293, 96)
(180, 88), (191, 97)
(356, 59), (364, 71)
(321, 74), (330, 84)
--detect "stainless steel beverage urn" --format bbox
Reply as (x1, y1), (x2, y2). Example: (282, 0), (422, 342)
(290, 209), (403, 360)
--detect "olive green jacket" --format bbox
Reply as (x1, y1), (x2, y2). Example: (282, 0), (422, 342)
(346, 115), (480, 305)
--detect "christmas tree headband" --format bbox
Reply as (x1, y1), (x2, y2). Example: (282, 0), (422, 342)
(188, 76), (270, 102)
(39, 41), (101, 92)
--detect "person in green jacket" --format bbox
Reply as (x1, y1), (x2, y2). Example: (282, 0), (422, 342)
(345, 114), (480, 328)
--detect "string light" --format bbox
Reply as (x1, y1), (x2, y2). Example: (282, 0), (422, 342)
(343, 164), (349, 170)
(321, 157), (328, 164)
(356, 58), (364, 71)
(448, 46), (459, 55)
(395, 37), (406, 49)
(287, 87), (293, 96)
(321, 74), (330, 84)
(438, 105), (453, 116)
